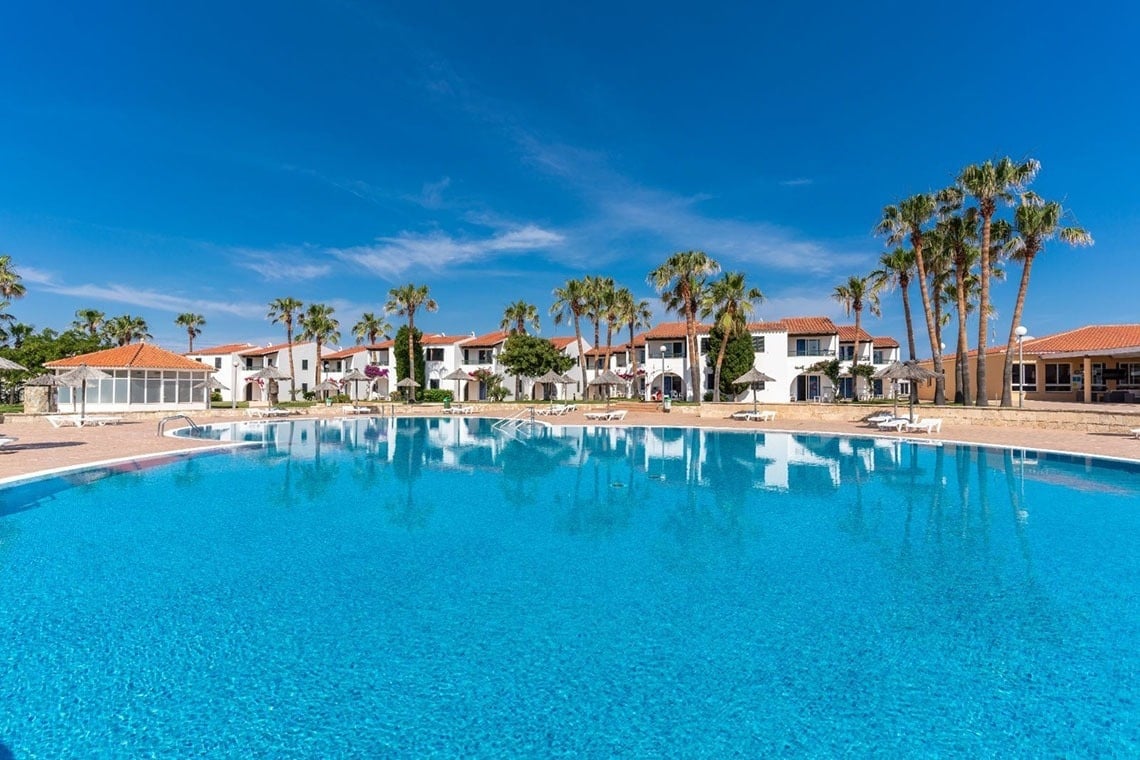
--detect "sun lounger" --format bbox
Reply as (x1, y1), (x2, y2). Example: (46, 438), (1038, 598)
(865, 413), (896, 426)
(904, 418), (942, 434)
(876, 417), (911, 431)
(1131, 428), (1140, 439)
(79, 416), (124, 426)
(342, 405), (374, 414)
(47, 414), (84, 428)
(584, 409), (627, 421)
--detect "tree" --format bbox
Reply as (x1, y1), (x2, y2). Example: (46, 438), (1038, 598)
(0, 255), (26, 302)
(700, 272), (762, 402)
(613, 288), (652, 398)
(103, 314), (151, 346)
(298, 303), (340, 389)
(497, 334), (574, 387)
(957, 157), (1040, 406)
(175, 312), (206, 352)
(353, 312), (391, 345)
(385, 284), (437, 403)
(648, 250), (720, 403)
(705, 327), (756, 399)
(72, 309), (106, 338)
(872, 248), (917, 362)
(5, 326), (103, 377)
(999, 200), (1093, 406)
(833, 275), (881, 399)
(394, 326), (426, 396)
(877, 193), (945, 404)
(550, 278), (589, 396)
(268, 297), (304, 400)
(805, 358), (842, 402)
(500, 300), (540, 335)
(583, 275), (615, 386)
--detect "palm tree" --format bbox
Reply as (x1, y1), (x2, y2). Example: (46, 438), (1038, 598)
(298, 303), (340, 390)
(582, 275), (615, 389)
(932, 204), (980, 404)
(175, 312), (206, 352)
(1000, 200), (1093, 406)
(550, 278), (589, 396)
(268, 297), (304, 400)
(613, 288), (653, 398)
(700, 272), (763, 402)
(0, 255), (26, 302)
(833, 275), (881, 398)
(104, 314), (151, 346)
(353, 312), (391, 345)
(877, 193), (946, 404)
(871, 247), (917, 361)
(648, 250), (720, 403)
(72, 308), (106, 338)
(957, 157), (1040, 405)
(500, 300), (540, 335)
(385, 284), (437, 403)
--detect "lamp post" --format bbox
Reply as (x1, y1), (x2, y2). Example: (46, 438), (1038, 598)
(231, 361), (239, 410)
(1015, 325), (1028, 408)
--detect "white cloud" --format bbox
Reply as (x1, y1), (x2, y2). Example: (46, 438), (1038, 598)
(779, 178), (814, 187)
(16, 266), (56, 285)
(333, 224), (565, 279)
(31, 277), (265, 319)
(416, 176), (451, 209)
(236, 249), (331, 281)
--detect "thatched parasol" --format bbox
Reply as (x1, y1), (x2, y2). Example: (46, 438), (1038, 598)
(396, 376), (420, 403)
(441, 368), (472, 405)
(0, 356), (28, 371)
(873, 361), (941, 420)
(589, 369), (626, 409)
(58, 364), (112, 419)
(342, 368), (369, 401)
(732, 367), (777, 416)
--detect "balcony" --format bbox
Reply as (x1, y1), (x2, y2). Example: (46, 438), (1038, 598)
(789, 349), (836, 358)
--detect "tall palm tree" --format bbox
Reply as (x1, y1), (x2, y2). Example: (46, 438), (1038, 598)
(500, 300), (540, 335)
(0, 255), (26, 302)
(353, 312), (391, 345)
(385, 284), (437, 403)
(648, 250), (720, 403)
(877, 193), (945, 404)
(175, 312), (206, 352)
(931, 204), (980, 404)
(871, 247), (917, 361)
(833, 275), (881, 398)
(299, 303), (340, 390)
(72, 308), (106, 338)
(582, 275), (615, 388)
(1000, 200), (1093, 406)
(268, 297), (304, 400)
(104, 314), (151, 346)
(700, 272), (763, 402)
(957, 157), (1040, 405)
(550, 278), (589, 395)
(613, 287), (653, 398)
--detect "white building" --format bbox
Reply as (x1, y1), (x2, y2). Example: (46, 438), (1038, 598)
(49, 343), (215, 413)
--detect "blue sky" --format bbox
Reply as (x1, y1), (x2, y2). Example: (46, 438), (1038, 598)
(2, 1), (1137, 353)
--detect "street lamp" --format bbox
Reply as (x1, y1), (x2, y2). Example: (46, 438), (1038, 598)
(231, 361), (239, 410)
(1015, 325), (1028, 408)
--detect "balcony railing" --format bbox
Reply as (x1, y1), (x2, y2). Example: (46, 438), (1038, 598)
(789, 349), (836, 357)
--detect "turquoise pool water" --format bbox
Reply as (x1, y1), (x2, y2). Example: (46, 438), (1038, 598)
(1, 417), (1139, 756)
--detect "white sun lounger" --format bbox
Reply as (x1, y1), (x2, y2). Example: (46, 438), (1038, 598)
(877, 417), (911, 431)
(584, 409), (627, 421)
(0, 436), (18, 451)
(79, 416), (124, 426)
(904, 418), (943, 434)
(865, 413), (896, 426)
(47, 415), (84, 428)
(733, 410), (776, 422)
(342, 405), (374, 414)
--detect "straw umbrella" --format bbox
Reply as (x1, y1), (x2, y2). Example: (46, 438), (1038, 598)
(313, 379), (340, 400)
(534, 369), (566, 406)
(732, 367), (777, 416)
(396, 377), (420, 404)
(441, 368), (472, 405)
(342, 368), (369, 401)
(873, 361), (941, 421)
(58, 364), (112, 419)
(193, 376), (229, 411)
(589, 369), (626, 410)
(247, 365), (291, 405)
(0, 357), (28, 371)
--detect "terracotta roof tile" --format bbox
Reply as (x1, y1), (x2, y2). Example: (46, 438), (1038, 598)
(550, 336), (577, 349)
(464, 330), (510, 348)
(746, 320), (788, 332)
(1023, 324), (1140, 354)
(872, 336), (900, 348)
(782, 317), (837, 335)
(322, 346), (367, 360)
(189, 342), (256, 356)
(836, 325), (873, 342)
(47, 343), (214, 371)
(421, 333), (470, 346)
(641, 322), (711, 339)
(239, 342), (310, 357)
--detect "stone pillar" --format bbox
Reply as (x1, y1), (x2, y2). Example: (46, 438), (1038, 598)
(1083, 356), (1093, 403)
(23, 386), (55, 414)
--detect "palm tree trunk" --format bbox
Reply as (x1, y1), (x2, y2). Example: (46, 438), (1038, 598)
(685, 312), (701, 403)
(628, 324), (640, 399)
(954, 271), (972, 405)
(900, 278), (917, 361)
(573, 316), (586, 398)
(592, 319), (601, 395)
(852, 309), (861, 399)
(712, 332), (728, 403)
(1000, 253), (1035, 407)
(910, 238), (946, 405)
(975, 214), (993, 406)
(286, 327), (297, 401)
(407, 311), (416, 402)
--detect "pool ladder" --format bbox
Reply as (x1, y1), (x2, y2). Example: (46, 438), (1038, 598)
(491, 406), (545, 440)
(157, 414), (201, 437)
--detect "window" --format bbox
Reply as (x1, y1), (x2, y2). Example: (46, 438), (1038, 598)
(1120, 363), (1140, 388)
(1092, 362), (1106, 391)
(1044, 363), (1071, 391)
(699, 338), (710, 355)
(614, 354), (627, 367)
(1013, 363), (1037, 391)
(301, 359), (309, 370)
(872, 350), (886, 364)
(751, 335), (765, 352)
(794, 338), (824, 357)
(429, 379), (440, 389)
(839, 345), (854, 361)
(245, 358), (254, 370)
(426, 348), (444, 362)
(214, 358), (222, 369)
(670, 341), (685, 357)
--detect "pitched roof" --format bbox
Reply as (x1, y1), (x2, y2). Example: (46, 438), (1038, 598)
(783, 317), (837, 335)
(1022, 324), (1140, 354)
(550, 336), (577, 349)
(464, 330), (510, 348)
(189, 342), (256, 356)
(872, 336), (900, 348)
(239, 342), (310, 357)
(421, 333), (470, 346)
(641, 322), (711, 339)
(746, 320), (788, 333)
(322, 346), (367, 360)
(46, 343), (214, 371)
(837, 325), (873, 342)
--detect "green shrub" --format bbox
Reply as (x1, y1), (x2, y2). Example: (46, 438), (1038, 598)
(422, 388), (453, 403)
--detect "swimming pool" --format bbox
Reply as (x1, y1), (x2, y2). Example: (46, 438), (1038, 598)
(1, 417), (1138, 756)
